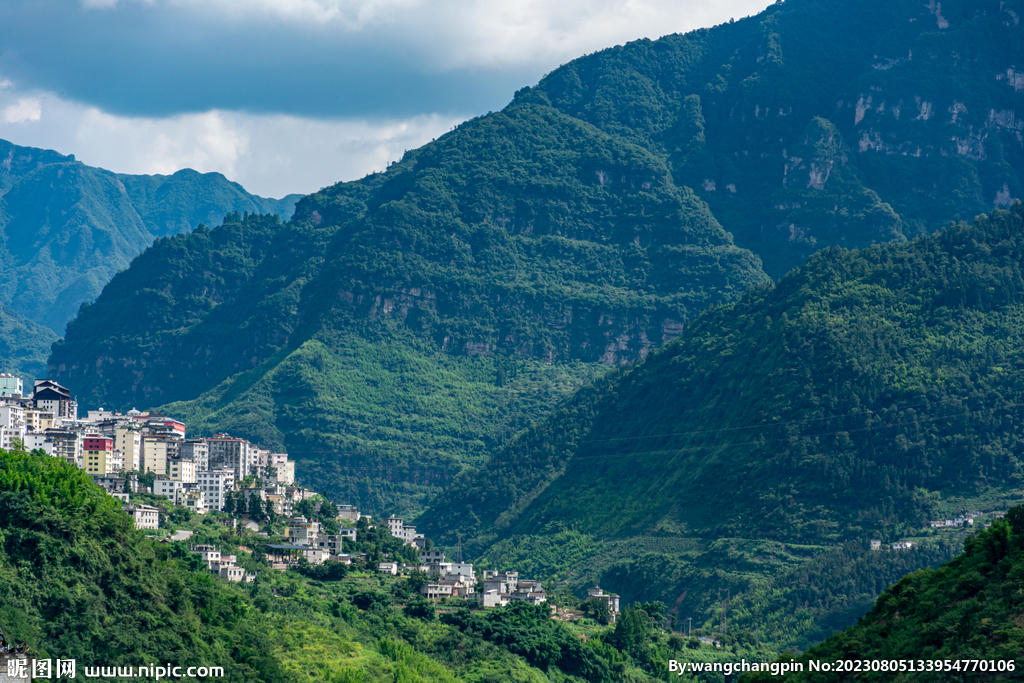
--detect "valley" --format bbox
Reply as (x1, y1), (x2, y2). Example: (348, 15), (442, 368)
(1, 0), (1023, 675)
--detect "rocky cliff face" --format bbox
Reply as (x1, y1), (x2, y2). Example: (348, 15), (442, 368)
(523, 0), (1024, 276)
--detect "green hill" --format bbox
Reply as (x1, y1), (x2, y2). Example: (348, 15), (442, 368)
(0, 306), (57, 380)
(0, 446), (676, 683)
(744, 506), (1024, 681)
(49, 102), (768, 514)
(47, 0), (1024, 515)
(522, 0), (1024, 276)
(0, 138), (300, 358)
(417, 201), (1024, 649)
(0, 447), (292, 682)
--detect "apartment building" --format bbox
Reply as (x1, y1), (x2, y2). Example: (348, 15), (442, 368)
(83, 434), (115, 475)
(197, 469), (235, 511)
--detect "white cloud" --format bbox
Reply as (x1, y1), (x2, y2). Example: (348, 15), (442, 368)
(77, 0), (773, 69)
(2, 97), (42, 123)
(81, 0), (418, 28)
(0, 83), (460, 197)
(77, 108), (252, 179)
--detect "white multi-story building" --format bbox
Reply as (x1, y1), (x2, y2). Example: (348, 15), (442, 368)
(47, 428), (83, 466)
(191, 544), (221, 568)
(124, 503), (160, 529)
(33, 380), (77, 420)
(269, 453), (295, 484)
(385, 516), (424, 546)
(586, 587), (619, 616)
(196, 469), (235, 511)
(0, 404), (26, 450)
(419, 549), (445, 563)
(23, 431), (54, 455)
(316, 529), (357, 554)
(337, 504), (360, 521)
(169, 456), (196, 483)
(0, 373), (24, 397)
(180, 440), (209, 471)
(207, 435), (258, 479)
(153, 477), (183, 500)
(142, 433), (182, 475)
(286, 517), (321, 547)
(114, 428), (141, 471)
(179, 488), (207, 515)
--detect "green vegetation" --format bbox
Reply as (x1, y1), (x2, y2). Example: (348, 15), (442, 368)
(523, 0), (1024, 275)
(421, 202), (1024, 648)
(744, 506), (1024, 682)
(49, 0), (1024, 518)
(1, 446), (707, 682)
(0, 305), (57, 380)
(51, 103), (768, 515)
(32, 0), (1024, 662)
(0, 447), (291, 682)
(0, 138), (298, 350)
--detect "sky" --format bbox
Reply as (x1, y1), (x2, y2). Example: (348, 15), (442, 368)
(0, 0), (774, 198)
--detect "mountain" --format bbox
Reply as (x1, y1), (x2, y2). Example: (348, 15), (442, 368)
(418, 201), (1024, 648)
(519, 0), (1024, 276)
(47, 100), (768, 513)
(46, 0), (1023, 517)
(0, 137), (301, 353)
(0, 447), (291, 682)
(746, 507), (1024, 682)
(0, 305), (57, 380)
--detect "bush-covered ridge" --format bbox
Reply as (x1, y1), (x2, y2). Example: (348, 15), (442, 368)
(745, 506), (1024, 681)
(419, 201), (1024, 646)
(1, 446), (747, 683)
(524, 0), (1024, 275)
(47, 0), (1024, 516)
(49, 97), (769, 514)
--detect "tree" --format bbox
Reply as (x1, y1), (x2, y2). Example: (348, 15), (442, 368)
(248, 495), (264, 521)
(609, 607), (649, 658)
(403, 597), (435, 621)
(580, 598), (611, 625)
(223, 492), (236, 515)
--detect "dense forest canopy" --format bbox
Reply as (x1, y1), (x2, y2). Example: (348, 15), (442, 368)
(420, 202), (1024, 648)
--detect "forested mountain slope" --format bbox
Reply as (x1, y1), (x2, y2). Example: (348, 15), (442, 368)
(0, 137), (299, 348)
(746, 507), (1024, 682)
(524, 0), (1024, 276)
(419, 202), (1024, 648)
(0, 306), (57, 380)
(47, 0), (1023, 516)
(0, 448), (291, 683)
(49, 103), (767, 513)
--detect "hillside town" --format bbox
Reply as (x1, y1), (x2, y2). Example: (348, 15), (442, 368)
(0, 375), (619, 619)
(0, 376), (301, 517)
